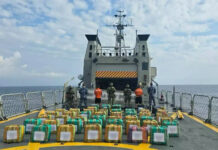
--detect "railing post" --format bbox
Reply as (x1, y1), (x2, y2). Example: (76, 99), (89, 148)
(179, 93), (183, 111)
(171, 86), (175, 107)
(24, 94), (30, 113)
(41, 92), (46, 109)
(205, 97), (212, 123)
(0, 96), (6, 120)
(189, 95), (194, 115)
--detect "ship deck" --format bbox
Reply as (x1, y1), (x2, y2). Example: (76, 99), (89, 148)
(0, 105), (217, 150)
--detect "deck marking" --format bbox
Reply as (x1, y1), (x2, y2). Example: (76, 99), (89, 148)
(0, 111), (39, 124)
(1, 142), (158, 150)
(183, 112), (218, 132)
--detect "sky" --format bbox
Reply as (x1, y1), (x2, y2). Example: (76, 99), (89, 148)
(0, 0), (218, 86)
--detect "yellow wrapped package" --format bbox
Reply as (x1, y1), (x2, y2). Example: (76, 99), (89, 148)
(84, 124), (102, 142)
(69, 108), (80, 116)
(44, 120), (60, 133)
(46, 111), (57, 120)
(110, 112), (122, 119)
(56, 125), (76, 142)
(126, 120), (140, 134)
(105, 124), (122, 143)
(3, 125), (25, 143)
(56, 115), (68, 125)
(64, 111), (77, 118)
(55, 109), (66, 116)
(125, 115), (138, 123)
(139, 111), (151, 118)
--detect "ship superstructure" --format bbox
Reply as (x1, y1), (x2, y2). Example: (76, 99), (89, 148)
(83, 10), (157, 104)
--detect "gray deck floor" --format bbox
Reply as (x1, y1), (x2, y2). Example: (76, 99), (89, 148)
(0, 107), (217, 150)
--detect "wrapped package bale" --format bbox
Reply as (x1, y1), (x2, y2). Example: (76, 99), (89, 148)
(44, 119), (60, 133)
(76, 115), (87, 127)
(105, 124), (122, 143)
(30, 125), (51, 142)
(140, 116), (154, 126)
(107, 118), (123, 126)
(125, 115), (138, 124)
(111, 108), (122, 112)
(142, 120), (158, 135)
(161, 117), (172, 125)
(87, 119), (102, 127)
(162, 120), (179, 137)
(56, 125), (76, 142)
(108, 115), (122, 119)
(24, 119), (42, 133)
(84, 108), (95, 115)
(69, 108), (80, 116)
(81, 110), (92, 119)
(150, 126), (168, 145)
(56, 115), (68, 125)
(90, 104), (100, 110)
(156, 112), (168, 124)
(127, 126), (148, 143)
(110, 112), (122, 119)
(112, 104), (122, 109)
(170, 112), (177, 120)
(3, 125), (24, 143)
(46, 111), (57, 119)
(125, 120), (140, 134)
(97, 108), (108, 117)
(55, 108), (66, 116)
(38, 109), (46, 117)
(102, 104), (111, 111)
(125, 111), (137, 116)
(88, 106), (98, 113)
(64, 111), (77, 118)
(92, 115), (106, 127)
(67, 118), (83, 133)
(38, 114), (49, 123)
(84, 124), (102, 142)
(139, 111), (151, 118)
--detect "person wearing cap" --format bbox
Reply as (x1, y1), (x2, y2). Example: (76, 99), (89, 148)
(79, 84), (88, 108)
(147, 82), (156, 109)
(134, 84), (143, 107)
(107, 82), (116, 105)
(123, 84), (132, 107)
(94, 85), (102, 106)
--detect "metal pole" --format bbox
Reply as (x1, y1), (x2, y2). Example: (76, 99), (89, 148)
(189, 95), (194, 115)
(24, 94), (30, 113)
(0, 96), (5, 120)
(205, 97), (212, 123)
(171, 86), (175, 107)
(179, 93), (182, 110)
(41, 92), (46, 109)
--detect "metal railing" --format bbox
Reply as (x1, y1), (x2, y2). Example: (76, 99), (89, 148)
(0, 90), (63, 120)
(162, 89), (218, 126)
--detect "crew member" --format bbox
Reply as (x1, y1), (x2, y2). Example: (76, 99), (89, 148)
(134, 84), (143, 108)
(123, 84), (132, 107)
(107, 82), (116, 105)
(94, 85), (102, 106)
(147, 83), (156, 109)
(79, 84), (88, 108)
(65, 86), (75, 110)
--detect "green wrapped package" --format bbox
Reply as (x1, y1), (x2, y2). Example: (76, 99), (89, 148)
(92, 115), (106, 128)
(162, 120), (179, 137)
(125, 108), (136, 112)
(111, 108), (122, 112)
(87, 119), (102, 126)
(30, 125), (51, 142)
(112, 104), (121, 109)
(80, 110), (92, 119)
(24, 119), (42, 133)
(102, 104), (111, 109)
(150, 126), (168, 145)
(90, 104), (99, 110)
(140, 116), (154, 126)
(67, 118), (83, 133)
(125, 111), (137, 116)
(107, 118), (123, 126)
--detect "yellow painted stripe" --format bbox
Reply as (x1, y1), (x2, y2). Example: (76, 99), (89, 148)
(1, 142), (157, 150)
(0, 111), (39, 124)
(183, 112), (218, 132)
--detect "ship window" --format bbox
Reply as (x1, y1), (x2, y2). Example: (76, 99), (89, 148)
(116, 53), (118, 56)
(109, 53), (112, 56)
(97, 53), (99, 56)
(89, 52), (92, 58)
(129, 53), (131, 56)
(89, 45), (92, 50)
(122, 53), (125, 56)
(142, 52), (146, 57)
(142, 62), (148, 70)
(135, 52), (138, 56)
(142, 45), (145, 51)
(103, 53), (105, 56)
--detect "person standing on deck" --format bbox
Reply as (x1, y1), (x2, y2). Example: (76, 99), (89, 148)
(147, 82), (156, 109)
(94, 85), (102, 107)
(107, 82), (116, 105)
(134, 85), (143, 108)
(65, 86), (75, 110)
(79, 84), (88, 108)
(123, 84), (132, 108)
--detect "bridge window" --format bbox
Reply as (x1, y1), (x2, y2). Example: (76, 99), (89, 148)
(142, 45), (145, 51)
(89, 52), (92, 58)
(89, 45), (92, 50)
(142, 62), (148, 70)
(142, 52), (146, 57)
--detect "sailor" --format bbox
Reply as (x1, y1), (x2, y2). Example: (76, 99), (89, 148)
(94, 85), (102, 106)
(107, 82), (116, 105)
(147, 82), (156, 109)
(65, 86), (75, 110)
(79, 84), (88, 108)
(123, 84), (132, 107)
(134, 84), (143, 108)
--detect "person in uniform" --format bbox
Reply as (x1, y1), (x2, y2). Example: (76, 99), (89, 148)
(134, 84), (143, 108)
(123, 84), (132, 107)
(107, 82), (116, 105)
(79, 84), (88, 108)
(65, 86), (75, 110)
(147, 82), (156, 109)
(94, 85), (102, 106)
